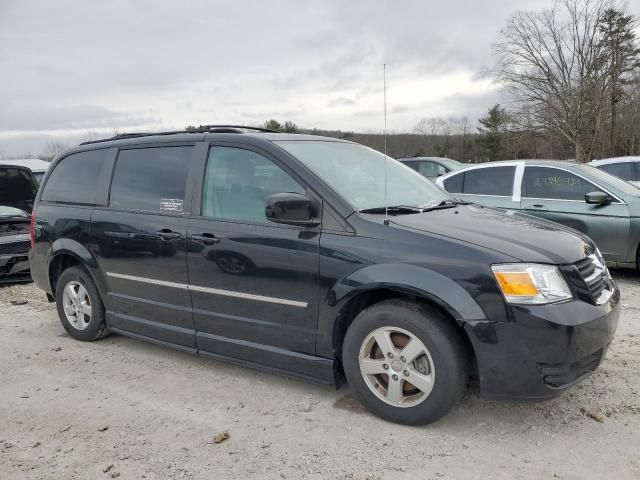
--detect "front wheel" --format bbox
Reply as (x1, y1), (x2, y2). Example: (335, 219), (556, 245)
(55, 266), (109, 341)
(342, 299), (467, 425)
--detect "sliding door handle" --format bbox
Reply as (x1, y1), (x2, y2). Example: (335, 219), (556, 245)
(191, 233), (220, 245)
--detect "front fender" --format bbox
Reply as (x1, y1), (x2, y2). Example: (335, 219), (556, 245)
(317, 263), (487, 358)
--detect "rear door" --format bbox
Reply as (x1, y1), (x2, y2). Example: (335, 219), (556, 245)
(92, 144), (200, 349)
(519, 166), (630, 260)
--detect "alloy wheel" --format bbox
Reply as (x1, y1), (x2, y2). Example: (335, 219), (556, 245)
(358, 326), (435, 408)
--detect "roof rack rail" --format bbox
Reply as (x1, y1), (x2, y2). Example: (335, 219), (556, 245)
(79, 125), (278, 145)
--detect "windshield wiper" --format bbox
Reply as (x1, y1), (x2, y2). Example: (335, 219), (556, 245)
(359, 205), (424, 214)
(419, 200), (470, 212)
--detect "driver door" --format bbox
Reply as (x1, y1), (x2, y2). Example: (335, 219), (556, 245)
(186, 145), (321, 363)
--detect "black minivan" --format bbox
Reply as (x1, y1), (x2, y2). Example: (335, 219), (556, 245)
(30, 126), (619, 425)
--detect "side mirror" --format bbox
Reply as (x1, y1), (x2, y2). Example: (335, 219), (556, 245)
(585, 191), (611, 205)
(265, 192), (319, 226)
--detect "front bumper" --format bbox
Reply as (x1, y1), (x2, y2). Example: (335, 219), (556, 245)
(465, 287), (620, 400)
(0, 253), (31, 283)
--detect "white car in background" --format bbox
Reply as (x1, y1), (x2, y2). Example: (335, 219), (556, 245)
(0, 158), (50, 185)
(590, 157), (640, 187)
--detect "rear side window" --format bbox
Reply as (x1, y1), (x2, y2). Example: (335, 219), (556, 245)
(597, 162), (636, 181)
(443, 173), (463, 193)
(110, 147), (192, 213)
(402, 160), (418, 170)
(41, 150), (108, 204)
(462, 166), (515, 196)
(522, 167), (602, 201)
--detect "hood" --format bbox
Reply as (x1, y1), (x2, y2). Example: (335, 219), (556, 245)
(390, 204), (593, 264)
(0, 166), (38, 213)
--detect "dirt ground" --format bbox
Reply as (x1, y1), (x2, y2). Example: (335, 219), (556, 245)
(1, 272), (639, 480)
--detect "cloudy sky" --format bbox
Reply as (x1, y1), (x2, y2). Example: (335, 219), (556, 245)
(1, 0), (638, 156)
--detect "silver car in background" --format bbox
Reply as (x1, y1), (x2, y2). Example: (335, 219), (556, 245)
(590, 157), (640, 188)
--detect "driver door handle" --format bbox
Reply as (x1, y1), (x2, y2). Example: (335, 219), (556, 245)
(155, 229), (182, 240)
(191, 233), (220, 245)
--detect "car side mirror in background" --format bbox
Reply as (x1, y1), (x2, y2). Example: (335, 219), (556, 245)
(265, 192), (319, 226)
(585, 191), (611, 205)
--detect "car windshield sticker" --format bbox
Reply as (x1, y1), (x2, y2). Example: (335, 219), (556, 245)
(160, 199), (184, 212)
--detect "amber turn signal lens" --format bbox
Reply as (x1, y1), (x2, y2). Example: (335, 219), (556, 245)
(494, 272), (538, 296)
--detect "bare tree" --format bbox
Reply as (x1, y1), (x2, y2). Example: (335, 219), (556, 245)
(494, 0), (614, 162)
(41, 141), (69, 162)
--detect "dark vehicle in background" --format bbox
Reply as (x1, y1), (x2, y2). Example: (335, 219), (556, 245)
(0, 165), (38, 282)
(0, 206), (32, 283)
(397, 156), (463, 181)
(0, 165), (39, 213)
(437, 159), (640, 270)
(590, 157), (640, 188)
(0, 158), (50, 185)
(30, 127), (618, 425)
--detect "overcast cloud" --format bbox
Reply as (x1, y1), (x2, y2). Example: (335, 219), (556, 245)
(1, 0), (638, 155)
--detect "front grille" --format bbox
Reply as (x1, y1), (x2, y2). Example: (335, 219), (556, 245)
(573, 254), (611, 305)
(0, 240), (30, 256)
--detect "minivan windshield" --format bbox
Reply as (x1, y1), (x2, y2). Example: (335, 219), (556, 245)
(275, 141), (453, 211)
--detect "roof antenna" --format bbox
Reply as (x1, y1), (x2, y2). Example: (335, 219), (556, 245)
(383, 63), (390, 226)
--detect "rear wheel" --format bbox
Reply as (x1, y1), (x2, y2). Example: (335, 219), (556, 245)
(55, 266), (108, 341)
(342, 299), (467, 425)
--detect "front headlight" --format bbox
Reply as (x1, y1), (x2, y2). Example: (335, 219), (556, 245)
(491, 264), (572, 304)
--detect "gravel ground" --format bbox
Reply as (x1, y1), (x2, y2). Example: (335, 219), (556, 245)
(0, 272), (639, 480)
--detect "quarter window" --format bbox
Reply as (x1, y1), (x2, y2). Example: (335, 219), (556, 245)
(202, 147), (304, 223)
(109, 147), (192, 212)
(462, 166), (515, 196)
(522, 167), (602, 201)
(597, 162), (636, 181)
(41, 149), (109, 204)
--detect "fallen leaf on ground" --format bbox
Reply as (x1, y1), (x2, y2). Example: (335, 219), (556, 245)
(98, 426), (109, 432)
(584, 411), (605, 423)
(10, 300), (28, 306)
(103, 464), (113, 473)
(212, 432), (229, 444)
(52, 347), (62, 352)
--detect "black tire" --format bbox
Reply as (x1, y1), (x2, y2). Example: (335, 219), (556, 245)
(342, 299), (467, 425)
(55, 266), (109, 341)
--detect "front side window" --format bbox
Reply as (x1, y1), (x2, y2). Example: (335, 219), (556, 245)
(418, 161), (446, 178)
(41, 149), (109, 204)
(110, 147), (192, 212)
(522, 167), (602, 201)
(462, 166), (515, 196)
(203, 147), (304, 222)
(598, 162), (636, 181)
(275, 141), (451, 210)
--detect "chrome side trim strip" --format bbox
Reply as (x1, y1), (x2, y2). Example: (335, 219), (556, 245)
(106, 272), (308, 308)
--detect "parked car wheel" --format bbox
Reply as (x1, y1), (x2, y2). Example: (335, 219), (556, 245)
(342, 299), (467, 425)
(55, 266), (109, 341)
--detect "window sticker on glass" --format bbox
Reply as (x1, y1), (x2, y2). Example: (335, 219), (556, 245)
(160, 198), (184, 212)
(534, 176), (584, 188)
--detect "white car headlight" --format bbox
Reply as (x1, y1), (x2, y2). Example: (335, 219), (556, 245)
(491, 264), (573, 304)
